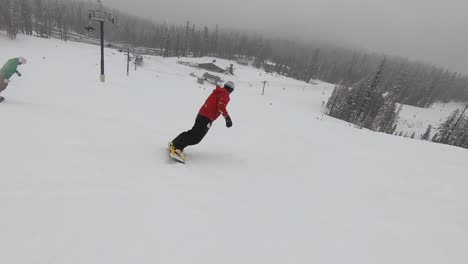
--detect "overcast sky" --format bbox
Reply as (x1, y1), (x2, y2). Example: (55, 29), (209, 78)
(104, 0), (468, 74)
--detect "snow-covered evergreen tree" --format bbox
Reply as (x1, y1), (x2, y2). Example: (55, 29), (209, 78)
(5, 0), (20, 39)
(326, 58), (400, 134)
(433, 109), (460, 144)
(353, 58), (386, 128)
(421, 125), (432, 140)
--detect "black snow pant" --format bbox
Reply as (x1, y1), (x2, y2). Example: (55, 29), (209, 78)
(172, 114), (212, 151)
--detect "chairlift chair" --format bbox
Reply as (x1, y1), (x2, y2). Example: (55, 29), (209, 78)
(84, 21), (95, 32)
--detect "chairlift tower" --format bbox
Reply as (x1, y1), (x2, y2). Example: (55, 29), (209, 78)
(262, 80), (267, 96)
(88, 1), (115, 82)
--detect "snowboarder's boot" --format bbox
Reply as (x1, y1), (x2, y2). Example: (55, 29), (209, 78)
(168, 142), (185, 163)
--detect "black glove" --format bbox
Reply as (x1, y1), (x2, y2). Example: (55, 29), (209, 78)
(225, 116), (233, 128)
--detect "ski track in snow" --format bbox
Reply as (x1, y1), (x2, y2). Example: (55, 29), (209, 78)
(1, 32), (468, 264)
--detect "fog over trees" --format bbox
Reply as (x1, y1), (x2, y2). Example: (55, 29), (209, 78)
(1, 0), (467, 108)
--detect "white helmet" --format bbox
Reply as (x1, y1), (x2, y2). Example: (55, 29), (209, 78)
(18, 57), (27, 65)
(224, 81), (235, 93)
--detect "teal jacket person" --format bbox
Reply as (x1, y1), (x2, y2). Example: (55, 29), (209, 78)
(0, 57), (26, 80)
(0, 57), (26, 96)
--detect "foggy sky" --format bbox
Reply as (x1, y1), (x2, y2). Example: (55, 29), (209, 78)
(104, 0), (468, 74)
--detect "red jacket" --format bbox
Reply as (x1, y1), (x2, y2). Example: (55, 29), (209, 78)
(199, 86), (231, 121)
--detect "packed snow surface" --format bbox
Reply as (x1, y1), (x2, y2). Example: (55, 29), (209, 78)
(397, 102), (466, 138)
(1, 33), (467, 264)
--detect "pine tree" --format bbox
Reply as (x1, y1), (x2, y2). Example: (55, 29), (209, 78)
(389, 70), (408, 101)
(175, 33), (181, 57)
(200, 25), (209, 57)
(44, 0), (53, 38)
(421, 125), (432, 140)
(326, 85), (351, 119)
(433, 109), (460, 143)
(214, 24), (219, 56)
(373, 101), (400, 134)
(163, 32), (171, 57)
(6, 0), (20, 39)
(459, 119), (468, 148)
(352, 58), (386, 127)
(32, 0), (45, 36)
(0, 0), (9, 30)
(306, 49), (320, 82)
(450, 117), (468, 147)
(19, 0), (33, 35)
(183, 21), (189, 57)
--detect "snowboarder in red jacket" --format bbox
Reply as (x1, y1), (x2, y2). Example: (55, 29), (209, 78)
(169, 81), (234, 162)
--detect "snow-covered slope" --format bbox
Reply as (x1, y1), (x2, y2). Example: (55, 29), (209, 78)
(397, 102), (466, 138)
(1, 33), (468, 264)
